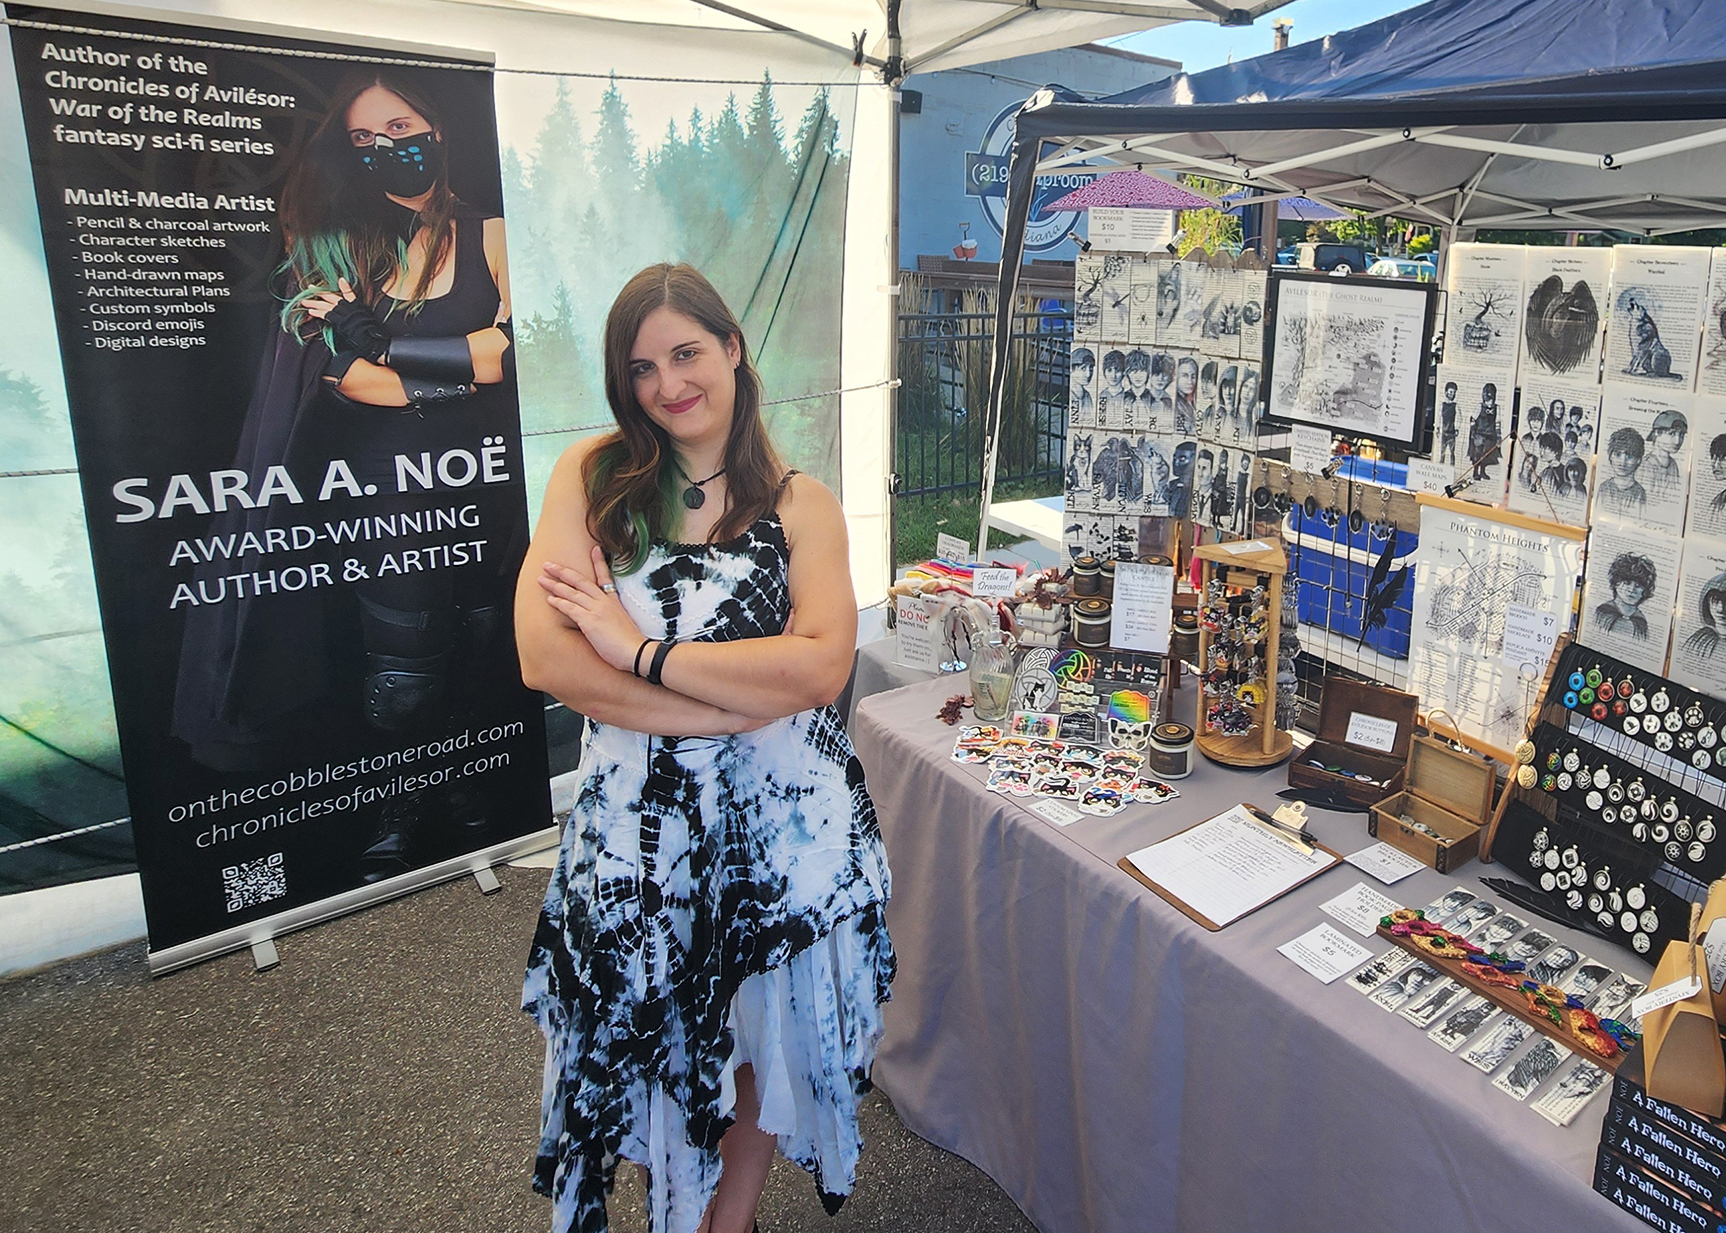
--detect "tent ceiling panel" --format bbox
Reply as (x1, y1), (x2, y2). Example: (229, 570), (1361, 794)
(444, 0), (1296, 75)
(1039, 116), (1726, 232)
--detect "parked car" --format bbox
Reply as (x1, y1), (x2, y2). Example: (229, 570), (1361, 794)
(1367, 257), (1436, 282)
(1295, 241), (1371, 276)
(1275, 246), (1299, 266)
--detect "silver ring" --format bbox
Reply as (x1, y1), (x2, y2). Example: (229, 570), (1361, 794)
(601, 582), (617, 594)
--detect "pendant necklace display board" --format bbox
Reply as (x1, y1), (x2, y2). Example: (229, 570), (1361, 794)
(1404, 495), (1585, 765)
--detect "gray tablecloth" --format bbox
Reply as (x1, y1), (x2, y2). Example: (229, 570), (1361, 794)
(853, 676), (1650, 1233)
(844, 635), (944, 729)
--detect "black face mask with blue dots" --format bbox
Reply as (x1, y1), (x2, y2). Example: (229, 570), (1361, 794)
(357, 130), (445, 198)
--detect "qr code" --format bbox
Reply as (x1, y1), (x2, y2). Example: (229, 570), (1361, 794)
(222, 852), (286, 913)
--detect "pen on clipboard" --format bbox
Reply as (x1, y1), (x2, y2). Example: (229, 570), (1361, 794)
(1243, 802), (1318, 852)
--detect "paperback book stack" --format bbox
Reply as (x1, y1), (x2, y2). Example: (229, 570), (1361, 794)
(1595, 1058), (1726, 1233)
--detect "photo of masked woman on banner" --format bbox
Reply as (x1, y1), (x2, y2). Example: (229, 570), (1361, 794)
(173, 69), (532, 882)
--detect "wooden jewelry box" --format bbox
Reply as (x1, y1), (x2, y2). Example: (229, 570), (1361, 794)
(1368, 735), (1497, 873)
(1288, 678), (1418, 807)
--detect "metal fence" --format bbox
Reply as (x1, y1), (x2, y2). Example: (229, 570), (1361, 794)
(895, 308), (1072, 501)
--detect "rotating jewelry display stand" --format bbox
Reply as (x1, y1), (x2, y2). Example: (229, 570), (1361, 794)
(1193, 538), (1293, 768)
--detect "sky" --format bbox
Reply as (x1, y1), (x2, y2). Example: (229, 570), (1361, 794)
(1105, 0), (1424, 76)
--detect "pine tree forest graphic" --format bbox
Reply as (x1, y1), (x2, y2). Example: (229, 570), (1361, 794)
(503, 74), (850, 504)
(1411, 547), (1549, 745)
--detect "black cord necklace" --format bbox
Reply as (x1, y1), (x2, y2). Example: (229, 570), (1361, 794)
(676, 462), (726, 510)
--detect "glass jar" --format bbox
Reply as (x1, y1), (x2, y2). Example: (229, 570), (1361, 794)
(1071, 556), (1101, 597)
(967, 629), (1019, 721)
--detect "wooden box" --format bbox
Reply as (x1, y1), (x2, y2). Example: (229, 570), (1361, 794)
(1288, 679), (1417, 806)
(1367, 736), (1497, 873)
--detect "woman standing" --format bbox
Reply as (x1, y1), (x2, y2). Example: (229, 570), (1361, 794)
(517, 265), (894, 1233)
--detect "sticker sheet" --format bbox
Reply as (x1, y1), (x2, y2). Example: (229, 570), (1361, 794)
(1506, 377), (1600, 528)
(1593, 386), (1694, 536)
(1521, 245), (1610, 382)
(1606, 244), (1710, 390)
(1578, 523), (1681, 674)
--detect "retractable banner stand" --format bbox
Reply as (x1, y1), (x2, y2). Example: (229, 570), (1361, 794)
(5, 7), (551, 970)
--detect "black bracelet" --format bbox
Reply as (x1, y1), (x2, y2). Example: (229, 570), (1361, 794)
(647, 638), (675, 686)
(632, 639), (652, 678)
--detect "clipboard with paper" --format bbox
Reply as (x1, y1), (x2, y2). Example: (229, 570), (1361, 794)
(1117, 802), (1342, 930)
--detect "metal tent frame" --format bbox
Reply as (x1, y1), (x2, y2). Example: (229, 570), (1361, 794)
(975, 3), (1726, 552)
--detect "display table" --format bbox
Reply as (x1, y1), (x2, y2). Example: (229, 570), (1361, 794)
(986, 495), (1064, 553)
(853, 676), (1649, 1233)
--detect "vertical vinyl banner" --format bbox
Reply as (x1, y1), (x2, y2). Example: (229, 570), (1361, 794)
(6, 7), (550, 964)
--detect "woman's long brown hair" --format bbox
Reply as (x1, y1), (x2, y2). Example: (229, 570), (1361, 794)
(584, 264), (785, 572)
(277, 70), (456, 336)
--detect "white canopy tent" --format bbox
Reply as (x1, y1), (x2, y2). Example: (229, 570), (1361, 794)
(0, 0), (1296, 974)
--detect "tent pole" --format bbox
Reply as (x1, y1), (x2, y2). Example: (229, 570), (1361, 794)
(886, 2), (904, 574)
(977, 121), (1045, 559)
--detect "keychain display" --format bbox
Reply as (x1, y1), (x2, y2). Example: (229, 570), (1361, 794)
(1192, 540), (1294, 766)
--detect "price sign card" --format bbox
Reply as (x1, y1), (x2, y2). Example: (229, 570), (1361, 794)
(971, 567), (1018, 599)
(1110, 559), (1174, 653)
(936, 532), (972, 562)
(1279, 924), (1376, 984)
(1501, 602), (1559, 672)
(895, 594), (940, 672)
(1345, 711), (1399, 754)
(1345, 842), (1427, 885)
(1406, 458), (1452, 495)
(1089, 206), (1175, 251)
(1290, 425), (1334, 474)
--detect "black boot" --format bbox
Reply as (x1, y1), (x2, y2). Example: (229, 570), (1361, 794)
(359, 792), (423, 883)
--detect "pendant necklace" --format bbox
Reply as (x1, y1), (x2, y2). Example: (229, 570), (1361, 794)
(677, 463), (725, 510)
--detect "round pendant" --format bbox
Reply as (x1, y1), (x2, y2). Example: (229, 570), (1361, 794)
(1665, 841), (1683, 862)
(1599, 910), (1618, 930)
(682, 485), (706, 510)
(1594, 768), (1611, 790)
(1566, 889), (1585, 911)
(1626, 884), (1647, 910)
(1589, 892), (1606, 914)
(1691, 841), (1709, 862)
(1562, 846), (1580, 869)
(1665, 710), (1684, 732)
(1541, 871), (1558, 892)
(1632, 821), (1649, 841)
(1608, 889), (1624, 912)
(1652, 823), (1670, 843)
(1568, 671), (1587, 691)
(1630, 691), (1649, 714)
(1702, 725), (1719, 749)
(1687, 703), (1707, 728)
(1563, 750), (1581, 773)
(1533, 828), (1551, 851)
(1627, 778), (1647, 803)
(1544, 848), (1562, 870)
(1303, 494), (1320, 519)
(1700, 819), (1718, 843)
(1641, 908), (1661, 933)
(1517, 765), (1538, 789)
(1633, 932), (1652, 954)
(1586, 667), (1604, 689)
(1557, 772), (1573, 792)
(1599, 681), (1617, 702)
(1653, 689), (1671, 714)
(1656, 732), (1675, 753)
(1585, 789), (1604, 812)
(1664, 800), (1682, 824)
(1348, 508), (1364, 534)
(1622, 715), (1640, 735)
(1621, 911), (1639, 933)
(1677, 817), (1694, 840)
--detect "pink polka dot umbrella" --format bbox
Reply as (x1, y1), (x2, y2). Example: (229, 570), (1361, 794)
(1044, 169), (1218, 213)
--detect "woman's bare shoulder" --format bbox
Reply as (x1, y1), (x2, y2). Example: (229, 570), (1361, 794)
(778, 471), (844, 545)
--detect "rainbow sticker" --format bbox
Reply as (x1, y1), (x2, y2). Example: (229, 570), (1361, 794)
(1107, 690), (1152, 723)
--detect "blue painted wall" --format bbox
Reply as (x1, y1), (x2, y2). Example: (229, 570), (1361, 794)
(898, 43), (1179, 270)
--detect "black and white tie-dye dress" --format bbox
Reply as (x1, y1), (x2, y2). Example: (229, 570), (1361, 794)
(522, 505), (895, 1233)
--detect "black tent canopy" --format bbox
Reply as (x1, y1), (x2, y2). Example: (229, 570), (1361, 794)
(976, 0), (1726, 549)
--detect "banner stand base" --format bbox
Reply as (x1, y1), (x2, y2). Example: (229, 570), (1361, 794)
(250, 939), (280, 973)
(472, 867), (503, 896)
(146, 826), (558, 977)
